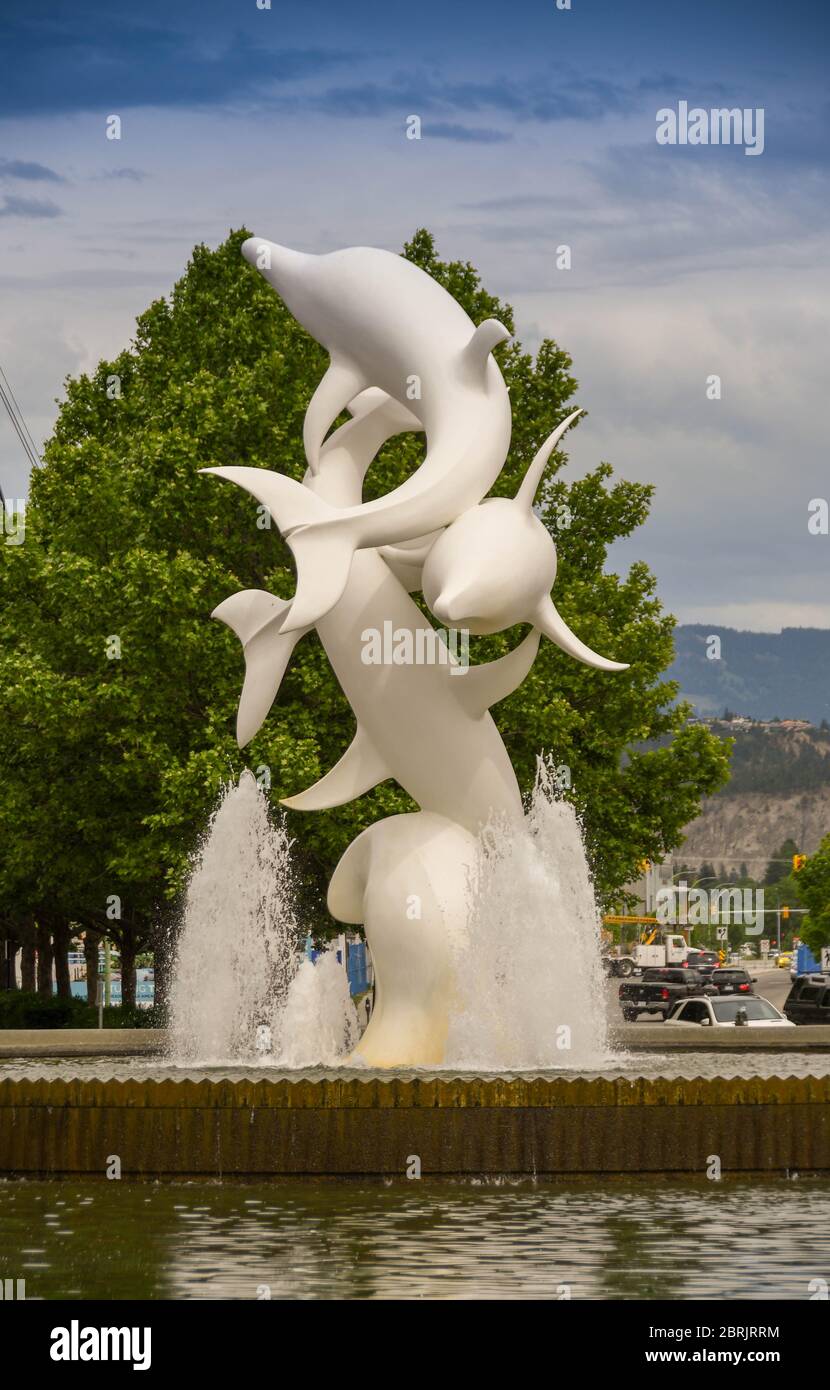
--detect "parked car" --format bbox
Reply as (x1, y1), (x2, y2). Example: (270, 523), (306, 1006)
(707, 967), (756, 996)
(783, 974), (830, 1025)
(776, 952), (792, 969)
(666, 995), (795, 1028)
(683, 949), (719, 978)
(618, 967), (713, 1021)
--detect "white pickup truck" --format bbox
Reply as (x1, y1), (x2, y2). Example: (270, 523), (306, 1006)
(634, 934), (689, 969)
(604, 932), (690, 977)
(666, 995), (794, 1028)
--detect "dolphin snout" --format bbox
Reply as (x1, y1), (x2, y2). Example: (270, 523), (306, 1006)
(241, 236), (311, 282)
(241, 236), (264, 267)
(433, 587), (471, 624)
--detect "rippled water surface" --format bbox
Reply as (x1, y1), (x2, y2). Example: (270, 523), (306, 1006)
(1, 1177), (828, 1300)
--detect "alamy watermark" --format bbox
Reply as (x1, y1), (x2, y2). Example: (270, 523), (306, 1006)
(361, 622), (469, 673)
(656, 885), (765, 935)
(656, 102), (765, 156)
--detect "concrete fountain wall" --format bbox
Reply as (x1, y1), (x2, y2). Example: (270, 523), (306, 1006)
(2, 1070), (830, 1176)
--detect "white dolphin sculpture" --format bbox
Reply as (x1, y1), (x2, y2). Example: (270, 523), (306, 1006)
(202, 237), (512, 633)
(206, 237), (630, 1067)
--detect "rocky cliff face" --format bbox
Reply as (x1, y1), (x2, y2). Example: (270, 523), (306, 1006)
(681, 786), (830, 866)
(677, 722), (830, 868)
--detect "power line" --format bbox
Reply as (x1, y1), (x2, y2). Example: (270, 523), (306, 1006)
(0, 381), (38, 472)
(0, 377), (40, 469)
(0, 380), (39, 471)
(0, 362), (40, 474)
(0, 362), (39, 459)
(0, 364), (39, 464)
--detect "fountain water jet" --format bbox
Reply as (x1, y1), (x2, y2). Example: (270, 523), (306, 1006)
(169, 771), (301, 1062)
(170, 772), (359, 1065)
(445, 760), (610, 1070)
(276, 949), (360, 1068)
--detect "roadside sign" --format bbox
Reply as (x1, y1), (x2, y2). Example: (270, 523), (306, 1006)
(760, 939), (770, 954)
(716, 926), (728, 941)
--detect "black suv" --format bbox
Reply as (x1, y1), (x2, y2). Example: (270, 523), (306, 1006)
(783, 974), (830, 1025)
(707, 967), (756, 996)
(684, 950), (719, 978)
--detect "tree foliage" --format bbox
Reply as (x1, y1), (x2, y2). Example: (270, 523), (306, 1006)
(798, 837), (830, 953)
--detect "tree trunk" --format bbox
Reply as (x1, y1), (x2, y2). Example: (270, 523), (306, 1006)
(151, 914), (175, 1017)
(36, 923), (53, 995)
(84, 929), (101, 1008)
(21, 942), (36, 992)
(53, 923), (72, 1000)
(1, 937), (19, 989)
(120, 928), (136, 1009)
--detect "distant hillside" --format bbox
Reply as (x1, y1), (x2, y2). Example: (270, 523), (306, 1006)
(706, 719), (830, 793)
(670, 625), (830, 725)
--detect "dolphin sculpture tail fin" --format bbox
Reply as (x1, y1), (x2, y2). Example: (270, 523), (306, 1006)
(212, 588), (310, 746)
(201, 465), (359, 632)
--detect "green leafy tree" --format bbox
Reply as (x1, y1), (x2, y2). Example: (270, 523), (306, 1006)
(797, 838), (830, 954)
(0, 228), (730, 999)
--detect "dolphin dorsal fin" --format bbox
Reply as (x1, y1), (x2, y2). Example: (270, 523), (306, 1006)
(460, 318), (511, 381)
(515, 409), (583, 512)
(303, 356), (367, 474)
(453, 630), (542, 717)
(281, 725), (391, 811)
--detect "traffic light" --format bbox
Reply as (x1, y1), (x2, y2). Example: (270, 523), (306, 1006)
(781, 906), (790, 921)
(793, 854), (807, 872)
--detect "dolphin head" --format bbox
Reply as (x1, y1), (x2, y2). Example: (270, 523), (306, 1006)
(241, 236), (331, 344)
(424, 498), (555, 636)
(422, 410), (629, 671)
(243, 236), (377, 470)
(241, 235), (512, 474)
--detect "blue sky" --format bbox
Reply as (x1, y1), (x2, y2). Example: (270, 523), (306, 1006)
(2, 0), (828, 629)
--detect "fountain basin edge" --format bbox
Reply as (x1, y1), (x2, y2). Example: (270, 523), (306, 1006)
(2, 1068), (830, 1176)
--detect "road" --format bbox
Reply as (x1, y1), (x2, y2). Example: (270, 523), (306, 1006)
(608, 962), (793, 1027)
